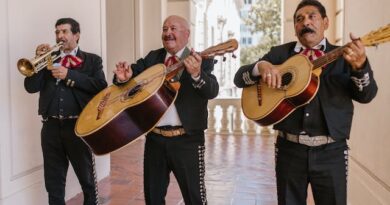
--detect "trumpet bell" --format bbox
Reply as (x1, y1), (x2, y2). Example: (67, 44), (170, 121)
(17, 42), (63, 77)
(17, 58), (35, 77)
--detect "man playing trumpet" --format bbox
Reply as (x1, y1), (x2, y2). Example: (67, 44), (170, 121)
(23, 17), (107, 205)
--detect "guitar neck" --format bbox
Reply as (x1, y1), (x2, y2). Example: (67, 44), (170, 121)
(312, 23), (390, 69)
(165, 39), (239, 75)
(311, 45), (346, 69)
(166, 61), (185, 74)
(165, 51), (217, 75)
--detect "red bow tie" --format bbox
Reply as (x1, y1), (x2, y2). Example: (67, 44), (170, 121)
(60, 55), (83, 68)
(301, 48), (324, 61)
(164, 55), (179, 67)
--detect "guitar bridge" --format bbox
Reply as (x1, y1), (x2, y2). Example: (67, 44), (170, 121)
(97, 92), (111, 120)
(257, 81), (262, 106)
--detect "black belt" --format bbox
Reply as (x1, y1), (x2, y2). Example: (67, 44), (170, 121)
(44, 115), (79, 121)
(155, 125), (183, 130)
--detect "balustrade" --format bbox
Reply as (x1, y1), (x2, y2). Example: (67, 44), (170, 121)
(207, 98), (274, 136)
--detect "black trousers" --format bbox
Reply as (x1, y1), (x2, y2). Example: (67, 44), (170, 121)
(41, 118), (98, 205)
(144, 132), (207, 205)
(275, 137), (348, 205)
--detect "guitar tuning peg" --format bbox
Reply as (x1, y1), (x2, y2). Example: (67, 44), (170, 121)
(213, 59), (218, 64)
(232, 53), (236, 58)
(223, 56), (226, 62)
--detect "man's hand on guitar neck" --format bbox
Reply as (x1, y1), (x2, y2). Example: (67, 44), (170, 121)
(114, 61), (133, 83)
(256, 61), (282, 89)
(183, 49), (202, 79)
(343, 33), (367, 71)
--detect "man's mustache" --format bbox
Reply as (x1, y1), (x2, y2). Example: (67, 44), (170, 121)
(299, 27), (315, 36)
(163, 35), (175, 41)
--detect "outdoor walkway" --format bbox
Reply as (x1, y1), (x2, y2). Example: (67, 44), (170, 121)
(67, 134), (315, 205)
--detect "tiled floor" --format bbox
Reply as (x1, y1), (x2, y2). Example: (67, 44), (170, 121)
(67, 134), (315, 205)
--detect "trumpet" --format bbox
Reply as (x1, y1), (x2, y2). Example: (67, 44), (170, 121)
(17, 42), (63, 77)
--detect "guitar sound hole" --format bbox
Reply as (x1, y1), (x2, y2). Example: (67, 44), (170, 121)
(281, 72), (293, 87)
(128, 84), (142, 98)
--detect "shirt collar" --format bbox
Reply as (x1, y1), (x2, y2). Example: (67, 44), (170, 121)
(165, 47), (186, 60)
(294, 38), (327, 53)
(60, 46), (79, 58)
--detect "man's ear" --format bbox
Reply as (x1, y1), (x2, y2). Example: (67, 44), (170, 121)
(324, 17), (329, 30)
(76, 33), (80, 42)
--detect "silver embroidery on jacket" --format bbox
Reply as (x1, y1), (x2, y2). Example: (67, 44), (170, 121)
(351, 73), (370, 91)
(242, 71), (256, 85)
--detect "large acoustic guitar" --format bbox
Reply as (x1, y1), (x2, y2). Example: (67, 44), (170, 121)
(242, 24), (390, 126)
(75, 39), (238, 155)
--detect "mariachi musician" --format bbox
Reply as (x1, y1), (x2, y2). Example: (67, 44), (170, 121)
(20, 18), (107, 205)
(234, 1), (377, 205)
(113, 15), (219, 205)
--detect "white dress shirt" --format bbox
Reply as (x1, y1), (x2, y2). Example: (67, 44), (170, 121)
(156, 48), (186, 127)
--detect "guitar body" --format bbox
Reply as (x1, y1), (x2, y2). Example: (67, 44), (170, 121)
(75, 39), (239, 155)
(241, 23), (390, 126)
(75, 64), (177, 155)
(241, 54), (320, 126)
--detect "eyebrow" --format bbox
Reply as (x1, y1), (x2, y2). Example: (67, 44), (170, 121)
(56, 28), (69, 32)
(296, 10), (319, 19)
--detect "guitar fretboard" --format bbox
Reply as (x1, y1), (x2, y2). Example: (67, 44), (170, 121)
(165, 39), (238, 75)
(312, 24), (390, 69)
(312, 45), (346, 69)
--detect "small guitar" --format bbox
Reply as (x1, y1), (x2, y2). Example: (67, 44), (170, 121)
(75, 39), (238, 155)
(242, 24), (390, 126)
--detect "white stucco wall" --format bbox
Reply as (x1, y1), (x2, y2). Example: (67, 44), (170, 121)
(0, 0), (110, 204)
(344, 0), (390, 204)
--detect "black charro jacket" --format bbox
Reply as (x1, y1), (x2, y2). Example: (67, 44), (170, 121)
(114, 47), (219, 134)
(24, 49), (108, 116)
